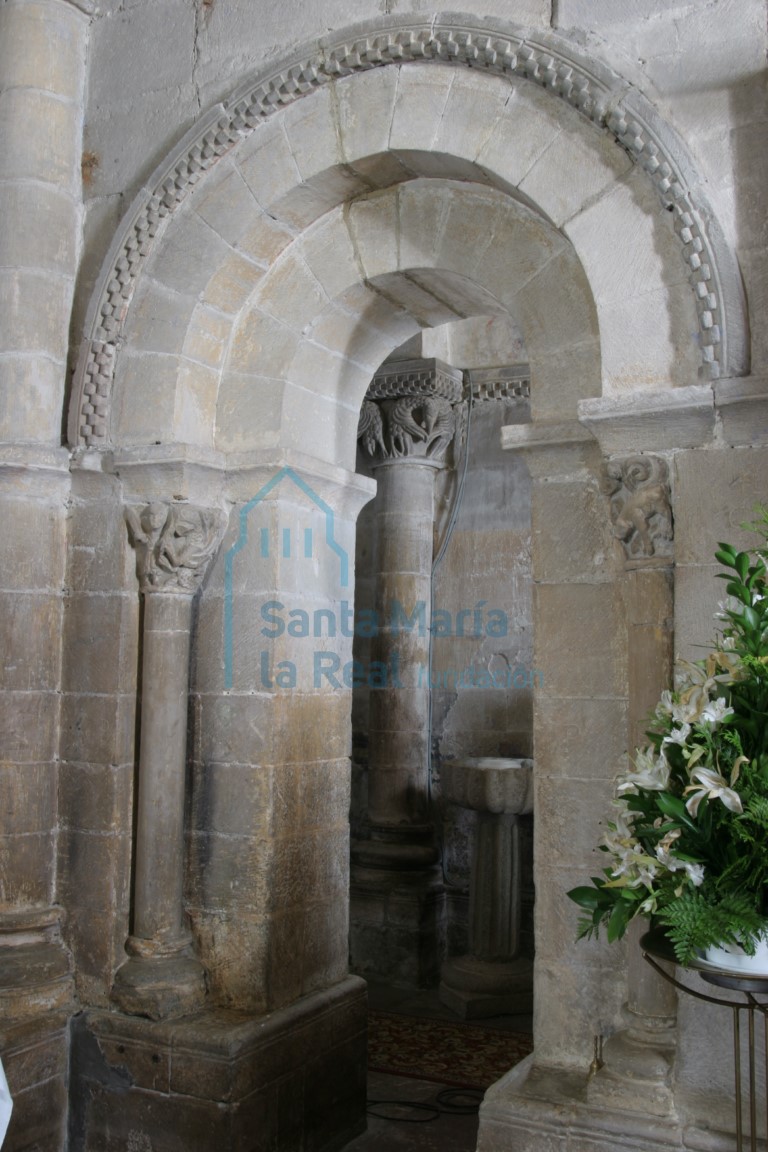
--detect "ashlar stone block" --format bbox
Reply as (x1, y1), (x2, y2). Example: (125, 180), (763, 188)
(227, 308), (298, 376)
(519, 111), (632, 229)
(298, 212), (361, 305)
(125, 277), (193, 357)
(201, 250), (266, 316)
(0, 87), (79, 187)
(333, 65), (400, 168)
(396, 179), (453, 272)
(534, 582), (628, 699)
(0, 183), (76, 274)
(0, 269), (73, 363)
(114, 352), (179, 445)
(597, 282), (701, 393)
(673, 444), (768, 565)
(431, 67), (513, 165)
(191, 160), (262, 249)
(345, 191), (399, 282)
(144, 208), (233, 298)
(531, 476), (615, 583)
(565, 167), (682, 307)
(255, 250), (328, 335)
(475, 78), (562, 190)
(388, 62), (454, 154)
(236, 117), (303, 212)
(173, 360), (218, 447)
(0, 356), (66, 446)
(516, 249), (599, 358)
(183, 306), (232, 371)
(0, 0), (86, 101)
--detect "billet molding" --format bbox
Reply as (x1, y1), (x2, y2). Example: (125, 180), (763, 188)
(71, 14), (747, 448)
(467, 365), (531, 404)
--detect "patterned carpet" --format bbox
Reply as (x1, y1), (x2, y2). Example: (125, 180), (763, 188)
(367, 1011), (533, 1090)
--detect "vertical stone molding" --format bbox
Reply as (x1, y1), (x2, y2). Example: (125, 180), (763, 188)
(112, 503), (224, 1019)
(589, 454), (677, 1116)
(0, 0), (89, 445)
(0, 449), (74, 1152)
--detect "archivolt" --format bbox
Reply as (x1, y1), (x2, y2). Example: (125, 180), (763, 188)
(70, 11), (748, 448)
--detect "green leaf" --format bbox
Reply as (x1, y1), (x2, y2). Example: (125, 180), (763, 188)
(736, 552), (751, 581)
(742, 604), (760, 631)
(715, 546), (737, 566)
(567, 885), (609, 911)
(655, 792), (700, 834)
(607, 898), (634, 942)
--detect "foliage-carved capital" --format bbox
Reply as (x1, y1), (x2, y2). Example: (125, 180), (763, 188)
(125, 503), (225, 593)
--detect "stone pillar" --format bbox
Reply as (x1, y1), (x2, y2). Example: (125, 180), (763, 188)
(112, 502), (223, 1019)
(350, 358), (462, 985)
(588, 454), (678, 1116)
(0, 1), (90, 1146)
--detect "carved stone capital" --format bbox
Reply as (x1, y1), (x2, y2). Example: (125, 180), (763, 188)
(126, 502), (225, 593)
(602, 455), (673, 565)
(358, 358), (464, 465)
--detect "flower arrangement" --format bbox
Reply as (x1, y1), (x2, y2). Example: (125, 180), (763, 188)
(568, 511), (768, 965)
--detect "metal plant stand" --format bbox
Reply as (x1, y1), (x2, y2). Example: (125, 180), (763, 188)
(642, 931), (768, 1152)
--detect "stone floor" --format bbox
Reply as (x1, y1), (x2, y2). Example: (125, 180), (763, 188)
(339, 982), (533, 1152)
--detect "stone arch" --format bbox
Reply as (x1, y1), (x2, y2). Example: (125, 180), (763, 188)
(70, 13), (748, 451)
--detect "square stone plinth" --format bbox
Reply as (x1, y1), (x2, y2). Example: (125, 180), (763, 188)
(71, 976), (367, 1152)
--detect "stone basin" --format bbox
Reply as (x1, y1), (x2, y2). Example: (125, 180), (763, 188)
(440, 757), (533, 815)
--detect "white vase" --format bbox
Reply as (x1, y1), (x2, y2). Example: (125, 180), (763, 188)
(702, 935), (768, 975)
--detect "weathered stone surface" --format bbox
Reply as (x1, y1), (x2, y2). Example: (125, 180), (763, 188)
(0, 6), (766, 1151)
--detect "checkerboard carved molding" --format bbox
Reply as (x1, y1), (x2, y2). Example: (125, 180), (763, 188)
(603, 455), (673, 564)
(467, 366), (531, 403)
(125, 503), (225, 593)
(73, 15), (746, 447)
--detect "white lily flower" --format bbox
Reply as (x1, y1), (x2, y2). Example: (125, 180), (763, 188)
(617, 747), (670, 794)
(610, 845), (659, 888)
(683, 861), (705, 887)
(654, 830), (705, 887)
(684, 766), (743, 816)
(699, 697), (734, 726)
(655, 690), (675, 719)
(662, 723), (691, 748)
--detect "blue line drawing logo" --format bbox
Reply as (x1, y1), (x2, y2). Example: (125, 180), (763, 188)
(223, 466), (349, 690)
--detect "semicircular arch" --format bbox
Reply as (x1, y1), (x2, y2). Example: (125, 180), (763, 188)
(73, 14), (747, 452)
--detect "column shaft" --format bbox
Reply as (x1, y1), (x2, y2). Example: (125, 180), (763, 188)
(133, 593), (193, 944)
(367, 460), (437, 835)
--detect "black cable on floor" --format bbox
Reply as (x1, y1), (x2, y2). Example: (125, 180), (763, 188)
(435, 1088), (483, 1114)
(366, 1087), (484, 1123)
(366, 1100), (441, 1123)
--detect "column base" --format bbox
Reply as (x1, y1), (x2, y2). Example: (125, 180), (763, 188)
(0, 908), (74, 1152)
(72, 976), (368, 1152)
(350, 863), (445, 987)
(111, 937), (206, 1020)
(477, 1056), (716, 1152)
(440, 954), (533, 1019)
(0, 907), (74, 1021)
(586, 1024), (677, 1118)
